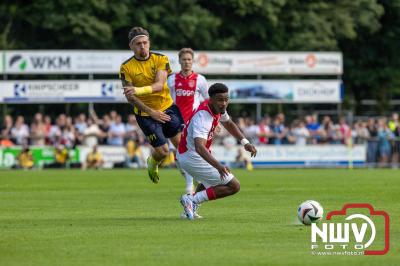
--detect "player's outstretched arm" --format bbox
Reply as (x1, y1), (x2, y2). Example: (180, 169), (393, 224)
(121, 79), (170, 123)
(194, 137), (231, 179)
(221, 119), (257, 157)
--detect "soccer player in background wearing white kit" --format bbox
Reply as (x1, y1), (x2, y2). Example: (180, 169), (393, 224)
(168, 48), (209, 196)
(177, 83), (257, 220)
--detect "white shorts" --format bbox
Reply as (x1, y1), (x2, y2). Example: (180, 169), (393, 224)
(177, 152), (234, 188)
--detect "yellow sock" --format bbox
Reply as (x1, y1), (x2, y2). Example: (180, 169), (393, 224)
(149, 155), (162, 165)
(246, 161), (254, 171)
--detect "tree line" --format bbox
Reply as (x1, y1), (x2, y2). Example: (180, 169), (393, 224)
(1, 0), (399, 114)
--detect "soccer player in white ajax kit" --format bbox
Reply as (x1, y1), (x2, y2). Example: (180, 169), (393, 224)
(167, 48), (209, 196)
(177, 83), (257, 220)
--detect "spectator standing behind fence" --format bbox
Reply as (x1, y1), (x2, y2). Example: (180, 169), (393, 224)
(290, 120), (310, 146)
(242, 118), (258, 145)
(366, 118), (378, 165)
(377, 118), (394, 167)
(48, 114), (65, 145)
(74, 113), (87, 145)
(43, 115), (52, 144)
(319, 116), (334, 144)
(305, 114), (321, 144)
(353, 120), (369, 144)
(11, 116), (29, 145)
(270, 116), (287, 145)
(62, 117), (76, 148)
(338, 117), (352, 146)
(388, 113), (399, 165)
(83, 118), (101, 147)
(1, 115), (13, 138)
(257, 118), (271, 145)
(393, 120), (400, 166)
(108, 115), (126, 146)
(30, 113), (46, 146)
(0, 131), (14, 147)
(125, 114), (142, 142)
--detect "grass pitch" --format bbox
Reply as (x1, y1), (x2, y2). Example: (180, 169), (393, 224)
(0, 169), (399, 266)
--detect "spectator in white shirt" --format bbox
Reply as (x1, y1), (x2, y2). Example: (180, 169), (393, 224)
(11, 116), (29, 145)
(108, 115), (126, 146)
(83, 118), (102, 147)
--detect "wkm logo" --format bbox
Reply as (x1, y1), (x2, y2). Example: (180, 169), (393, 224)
(311, 203), (389, 255)
(9, 54), (70, 71)
(9, 55), (27, 70)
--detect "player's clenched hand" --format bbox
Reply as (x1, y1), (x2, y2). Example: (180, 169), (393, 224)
(123, 86), (137, 98)
(217, 164), (231, 180)
(150, 110), (171, 123)
(244, 143), (257, 157)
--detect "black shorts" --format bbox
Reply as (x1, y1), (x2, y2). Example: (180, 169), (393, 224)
(135, 104), (184, 148)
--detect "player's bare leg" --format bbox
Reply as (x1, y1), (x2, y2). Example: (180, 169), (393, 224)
(189, 178), (240, 204)
(147, 144), (169, 183)
(195, 183), (205, 193)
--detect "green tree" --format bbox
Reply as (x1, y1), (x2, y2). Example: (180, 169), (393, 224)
(340, 0), (400, 114)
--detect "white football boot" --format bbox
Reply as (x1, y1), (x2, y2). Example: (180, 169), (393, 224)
(180, 194), (194, 220)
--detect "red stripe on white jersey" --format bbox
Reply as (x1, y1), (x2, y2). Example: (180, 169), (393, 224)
(178, 100), (221, 154)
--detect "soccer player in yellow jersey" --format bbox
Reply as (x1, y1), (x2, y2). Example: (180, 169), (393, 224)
(120, 27), (184, 183)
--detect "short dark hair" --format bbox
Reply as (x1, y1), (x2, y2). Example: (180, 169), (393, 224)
(208, 83), (229, 97)
(178, 48), (194, 59)
(128, 27), (150, 44)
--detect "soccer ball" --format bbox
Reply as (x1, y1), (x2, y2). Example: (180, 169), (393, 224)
(297, 200), (323, 225)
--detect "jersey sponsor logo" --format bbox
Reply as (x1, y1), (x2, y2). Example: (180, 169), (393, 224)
(176, 89), (195, 97)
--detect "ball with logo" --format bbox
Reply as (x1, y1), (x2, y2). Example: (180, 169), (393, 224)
(298, 200), (323, 225)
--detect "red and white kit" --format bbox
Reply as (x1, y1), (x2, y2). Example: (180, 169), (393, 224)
(167, 72), (208, 123)
(177, 100), (233, 188)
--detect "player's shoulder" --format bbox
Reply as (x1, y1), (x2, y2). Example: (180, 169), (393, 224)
(151, 52), (169, 60)
(121, 55), (136, 66)
(195, 73), (207, 84)
(196, 73), (207, 80)
(192, 109), (213, 123)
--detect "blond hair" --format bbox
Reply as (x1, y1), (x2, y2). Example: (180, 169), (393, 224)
(178, 48), (194, 59)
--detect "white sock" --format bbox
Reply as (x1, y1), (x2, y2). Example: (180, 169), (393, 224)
(190, 190), (209, 204)
(184, 173), (194, 194)
(176, 160), (194, 194)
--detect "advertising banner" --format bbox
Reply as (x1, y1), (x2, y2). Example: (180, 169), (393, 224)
(211, 80), (342, 103)
(212, 145), (366, 167)
(0, 80), (124, 103)
(0, 147), (80, 169)
(0, 145), (365, 169)
(3, 50), (342, 75)
(0, 80), (342, 103)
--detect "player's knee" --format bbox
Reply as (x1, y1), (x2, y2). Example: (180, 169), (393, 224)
(230, 179), (240, 194)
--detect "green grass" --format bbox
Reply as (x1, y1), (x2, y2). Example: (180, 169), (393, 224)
(0, 169), (399, 266)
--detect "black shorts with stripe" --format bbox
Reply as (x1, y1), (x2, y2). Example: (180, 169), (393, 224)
(135, 104), (184, 147)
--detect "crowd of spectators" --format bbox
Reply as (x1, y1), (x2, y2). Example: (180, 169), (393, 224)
(0, 111), (146, 148)
(1, 111), (399, 166)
